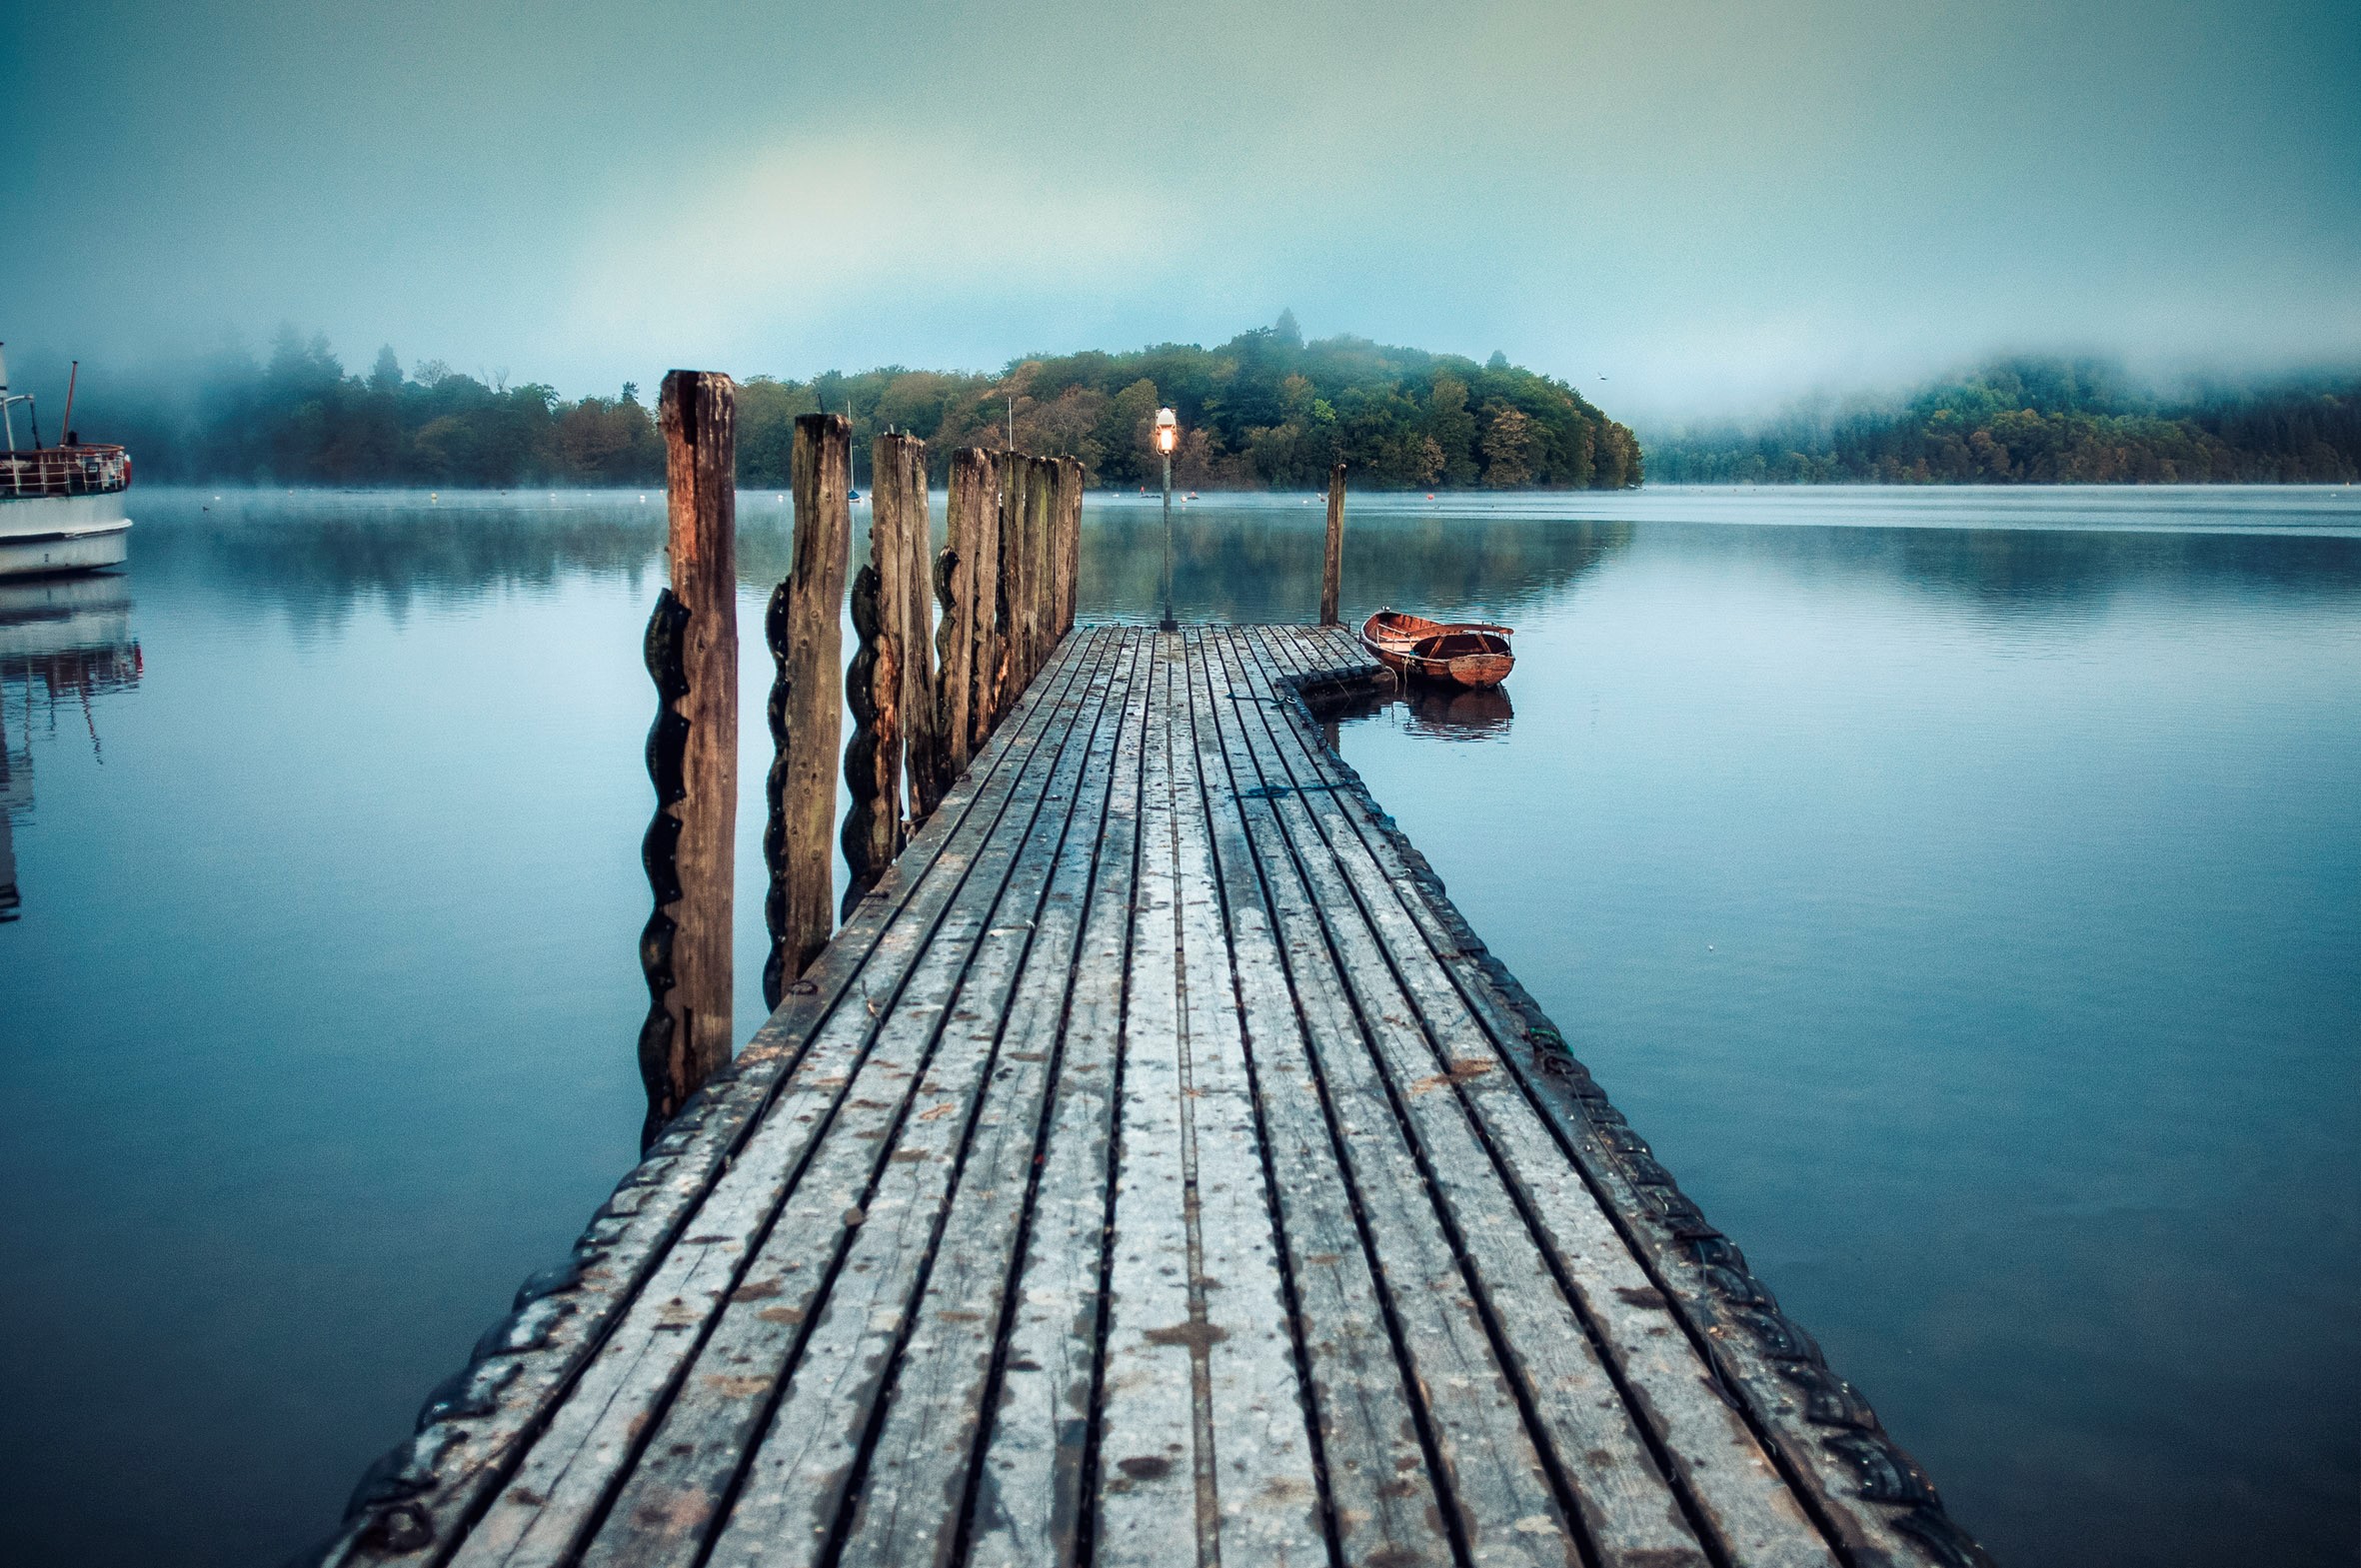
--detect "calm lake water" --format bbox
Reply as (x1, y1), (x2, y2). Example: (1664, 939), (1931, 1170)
(3, 485), (2356, 1567)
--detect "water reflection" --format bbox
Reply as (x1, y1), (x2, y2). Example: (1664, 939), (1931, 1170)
(1399, 682), (1514, 739)
(1078, 497), (1632, 623)
(0, 574), (143, 919)
(7, 485), (2361, 1568)
(1649, 518), (2361, 615)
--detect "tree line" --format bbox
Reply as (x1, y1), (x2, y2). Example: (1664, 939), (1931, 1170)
(61, 313), (1641, 492)
(1644, 358), (2361, 484)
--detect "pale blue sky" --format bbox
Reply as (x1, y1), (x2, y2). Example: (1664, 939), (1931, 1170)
(3, 0), (2355, 416)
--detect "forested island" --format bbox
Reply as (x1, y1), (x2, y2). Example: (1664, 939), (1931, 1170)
(70, 313), (1640, 492)
(1645, 358), (2360, 484)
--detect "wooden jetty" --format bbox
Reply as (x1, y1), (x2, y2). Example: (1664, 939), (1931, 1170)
(321, 619), (1990, 1567)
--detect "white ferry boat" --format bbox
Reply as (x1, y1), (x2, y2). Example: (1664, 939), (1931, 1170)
(1, 347), (131, 578)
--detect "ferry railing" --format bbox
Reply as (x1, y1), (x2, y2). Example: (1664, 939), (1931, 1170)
(0, 446), (131, 500)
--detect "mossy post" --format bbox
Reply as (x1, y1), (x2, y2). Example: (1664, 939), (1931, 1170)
(765, 413), (850, 1006)
(995, 453), (1029, 720)
(889, 438), (944, 826)
(1321, 462), (1345, 626)
(1058, 455), (1084, 637)
(640, 370), (737, 1145)
(1024, 455), (1056, 684)
(844, 433), (935, 913)
(936, 449), (986, 793)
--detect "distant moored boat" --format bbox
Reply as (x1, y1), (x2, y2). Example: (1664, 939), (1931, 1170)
(1, 346), (132, 578)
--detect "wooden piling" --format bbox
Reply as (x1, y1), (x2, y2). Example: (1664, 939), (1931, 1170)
(1008, 458), (1032, 688)
(887, 437), (944, 826)
(967, 449), (1005, 754)
(1321, 462), (1344, 627)
(764, 413), (851, 1007)
(936, 449), (985, 793)
(1024, 456), (1054, 683)
(841, 510), (904, 916)
(1058, 455), (1084, 638)
(997, 454), (1029, 715)
(639, 370), (737, 1144)
(844, 433), (940, 913)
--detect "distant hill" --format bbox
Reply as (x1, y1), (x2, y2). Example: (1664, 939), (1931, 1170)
(1644, 359), (2361, 484)
(63, 314), (1641, 492)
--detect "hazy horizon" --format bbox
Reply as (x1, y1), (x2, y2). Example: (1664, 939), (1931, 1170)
(3, 0), (2355, 424)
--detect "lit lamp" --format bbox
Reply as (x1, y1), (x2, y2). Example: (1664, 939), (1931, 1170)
(1156, 407), (1180, 632)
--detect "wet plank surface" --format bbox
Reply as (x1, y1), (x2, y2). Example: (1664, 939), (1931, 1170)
(323, 627), (1989, 1568)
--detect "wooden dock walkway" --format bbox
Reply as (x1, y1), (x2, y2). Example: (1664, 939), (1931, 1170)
(322, 625), (1988, 1568)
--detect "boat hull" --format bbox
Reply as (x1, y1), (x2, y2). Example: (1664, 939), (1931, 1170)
(1358, 609), (1516, 689)
(0, 494), (131, 578)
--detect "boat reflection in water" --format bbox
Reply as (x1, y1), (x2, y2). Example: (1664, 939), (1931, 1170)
(0, 573), (142, 919)
(1302, 669), (1514, 753)
(1398, 681), (1513, 740)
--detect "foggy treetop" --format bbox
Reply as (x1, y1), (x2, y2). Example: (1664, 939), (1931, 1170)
(1645, 359), (2361, 485)
(63, 314), (1643, 492)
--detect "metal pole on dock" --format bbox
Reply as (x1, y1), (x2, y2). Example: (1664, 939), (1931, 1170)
(639, 370), (738, 1145)
(1320, 462), (1344, 626)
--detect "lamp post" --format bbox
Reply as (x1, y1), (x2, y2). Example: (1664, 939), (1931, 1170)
(1156, 407), (1179, 632)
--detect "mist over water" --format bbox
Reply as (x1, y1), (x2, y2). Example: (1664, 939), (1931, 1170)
(2, 487), (2355, 1566)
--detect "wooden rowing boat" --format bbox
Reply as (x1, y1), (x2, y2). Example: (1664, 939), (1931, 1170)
(1358, 608), (1514, 689)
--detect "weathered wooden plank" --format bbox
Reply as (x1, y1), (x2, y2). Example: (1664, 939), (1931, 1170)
(1092, 639), (1203, 1568)
(700, 633), (1131, 1568)
(766, 413), (852, 1001)
(642, 370), (738, 1132)
(1320, 465), (1344, 627)
(1207, 631), (1713, 1568)
(810, 635), (1144, 1568)
(435, 636), (1115, 1568)
(323, 627), (1108, 1568)
(963, 633), (1155, 1568)
(1096, 637), (1324, 1568)
(574, 634), (1120, 1568)
(1177, 633), (1468, 1568)
(1245, 628), (1958, 1567)
(1157, 636), (1326, 1563)
(1189, 628), (1576, 1568)
(936, 449), (984, 794)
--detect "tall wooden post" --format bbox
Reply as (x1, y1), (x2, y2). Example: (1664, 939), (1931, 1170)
(844, 433), (938, 912)
(936, 449), (985, 793)
(1027, 456), (1055, 672)
(967, 450), (1005, 754)
(1059, 456), (1084, 637)
(1321, 462), (1345, 627)
(997, 454), (1030, 712)
(888, 437), (944, 825)
(639, 370), (737, 1146)
(765, 413), (851, 1007)
(841, 493), (905, 917)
